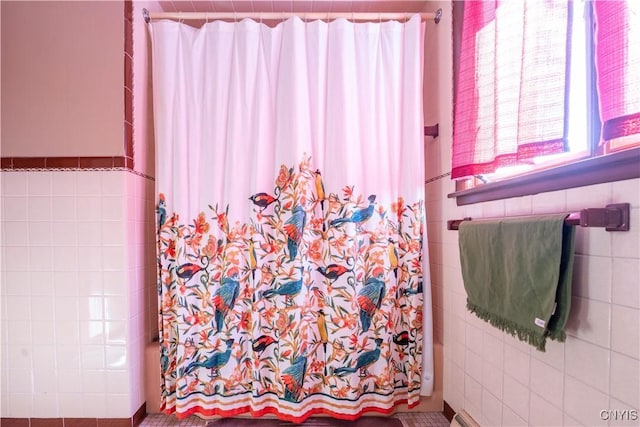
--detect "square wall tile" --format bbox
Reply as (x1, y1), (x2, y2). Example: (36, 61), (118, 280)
(482, 360), (504, 400)
(56, 370), (83, 394)
(502, 402), (527, 426)
(611, 208), (640, 259)
(6, 392), (34, 417)
(465, 349), (482, 382)
(55, 297), (79, 322)
(3, 222), (29, 246)
(530, 357), (564, 408)
(58, 392), (86, 418)
(79, 296), (104, 321)
(7, 369), (33, 393)
(2, 271), (31, 296)
(612, 178), (639, 208)
(53, 271), (79, 296)
(572, 255), (612, 303)
(2, 172), (28, 195)
(566, 337), (610, 393)
(465, 322), (483, 353)
(76, 247), (102, 271)
(27, 172), (52, 196)
(481, 388), (503, 427)
(565, 296), (611, 348)
(102, 246), (125, 271)
(77, 222), (103, 246)
(54, 247), (79, 271)
(76, 171), (102, 195)
(52, 197), (77, 221)
(55, 321), (80, 346)
(564, 375), (610, 426)
(529, 392), (564, 427)
(27, 197), (52, 222)
(31, 296), (55, 321)
(612, 258), (640, 309)
(610, 351), (640, 409)
(566, 183), (612, 211)
(81, 394), (108, 418)
(80, 345), (105, 370)
(76, 197), (103, 221)
(101, 171), (125, 196)
(503, 374), (529, 422)
(464, 373), (482, 407)
(573, 227), (612, 257)
(504, 343), (530, 386)
(4, 246), (30, 271)
(52, 171), (78, 195)
(531, 337), (565, 371)
(56, 345), (81, 370)
(5, 296), (31, 321)
(79, 320), (105, 345)
(101, 196), (124, 221)
(30, 271), (54, 296)
(7, 322), (32, 346)
(2, 196), (28, 221)
(28, 221), (53, 246)
(611, 304), (640, 359)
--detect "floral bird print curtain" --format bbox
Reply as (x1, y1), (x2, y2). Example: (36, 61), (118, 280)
(150, 15), (430, 422)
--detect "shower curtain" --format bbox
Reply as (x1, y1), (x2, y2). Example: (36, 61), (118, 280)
(150, 15), (432, 422)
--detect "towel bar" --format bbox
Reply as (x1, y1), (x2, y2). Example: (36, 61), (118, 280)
(447, 203), (630, 231)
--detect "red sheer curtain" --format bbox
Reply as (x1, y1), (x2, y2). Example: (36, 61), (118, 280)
(593, 1), (640, 144)
(452, 1), (571, 180)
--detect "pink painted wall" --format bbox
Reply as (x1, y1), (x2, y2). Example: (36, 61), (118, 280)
(1, 1), (124, 157)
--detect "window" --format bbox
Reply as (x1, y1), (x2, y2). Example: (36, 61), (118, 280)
(450, 0), (640, 205)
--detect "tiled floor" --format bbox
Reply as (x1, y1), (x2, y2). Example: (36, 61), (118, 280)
(140, 412), (450, 427)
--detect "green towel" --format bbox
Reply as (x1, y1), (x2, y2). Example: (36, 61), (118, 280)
(458, 214), (575, 351)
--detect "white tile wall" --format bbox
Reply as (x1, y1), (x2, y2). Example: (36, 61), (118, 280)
(430, 176), (640, 426)
(0, 170), (154, 418)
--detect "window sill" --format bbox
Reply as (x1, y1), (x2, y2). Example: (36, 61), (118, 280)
(447, 146), (640, 206)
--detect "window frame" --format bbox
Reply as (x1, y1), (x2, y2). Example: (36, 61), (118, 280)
(448, 1), (640, 206)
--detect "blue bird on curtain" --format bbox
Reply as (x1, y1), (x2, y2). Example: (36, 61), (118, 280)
(284, 206), (307, 261)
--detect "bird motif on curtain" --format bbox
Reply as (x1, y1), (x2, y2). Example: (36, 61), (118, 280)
(284, 206), (307, 261)
(282, 355), (308, 402)
(252, 335), (277, 353)
(249, 192), (279, 212)
(316, 263), (351, 283)
(212, 276), (239, 332)
(330, 194), (376, 229)
(333, 338), (383, 377)
(357, 276), (387, 332)
(183, 338), (235, 378)
(156, 155), (425, 420)
(262, 267), (305, 306)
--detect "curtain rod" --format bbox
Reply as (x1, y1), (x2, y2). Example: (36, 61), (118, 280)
(447, 203), (630, 232)
(142, 8), (442, 24)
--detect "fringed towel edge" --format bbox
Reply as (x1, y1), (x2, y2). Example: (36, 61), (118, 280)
(466, 300), (549, 351)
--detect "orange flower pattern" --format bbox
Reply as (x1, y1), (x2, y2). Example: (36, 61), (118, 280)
(156, 156), (425, 422)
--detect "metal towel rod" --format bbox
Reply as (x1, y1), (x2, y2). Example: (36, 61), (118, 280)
(447, 203), (630, 232)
